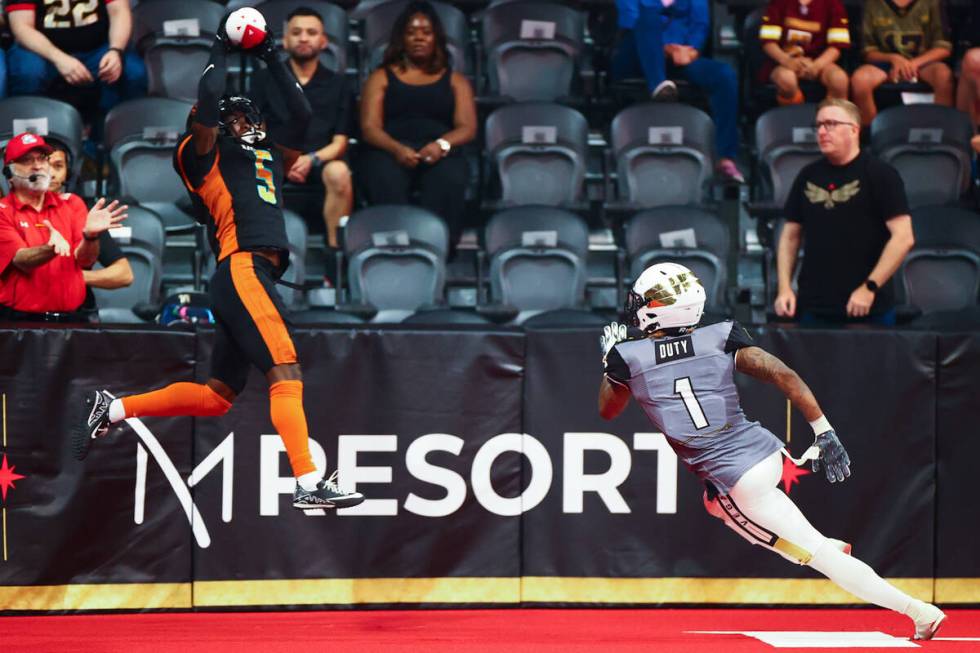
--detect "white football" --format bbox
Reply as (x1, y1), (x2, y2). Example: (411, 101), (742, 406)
(224, 7), (268, 50)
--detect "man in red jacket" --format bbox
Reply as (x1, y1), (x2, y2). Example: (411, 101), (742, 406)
(0, 132), (126, 322)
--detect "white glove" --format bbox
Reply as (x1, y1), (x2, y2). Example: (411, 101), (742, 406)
(600, 321), (628, 365)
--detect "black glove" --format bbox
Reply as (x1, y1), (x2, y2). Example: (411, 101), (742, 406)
(812, 429), (851, 483)
(214, 12), (237, 51)
(252, 29), (279, 64)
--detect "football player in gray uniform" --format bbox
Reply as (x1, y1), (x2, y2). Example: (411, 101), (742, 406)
(599, 262), (945, 641)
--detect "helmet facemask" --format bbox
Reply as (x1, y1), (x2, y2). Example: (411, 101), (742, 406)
(218, 96), (267, 145)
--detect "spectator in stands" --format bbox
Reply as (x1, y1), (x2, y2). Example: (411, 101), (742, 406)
(851, 0), (953, 128)
(0, 14), (8, 98)
(251, 6), (353, 286)
(5, 0), (146, 115)
(0, 132), (127, 322)
(775, 99), (914, 326)
(758, 0), (851, 105)
(955, 2), (980, 127)
(358, 0), (476, 247)
(610, 0), (745, 183)
(47, 142), (133, 310)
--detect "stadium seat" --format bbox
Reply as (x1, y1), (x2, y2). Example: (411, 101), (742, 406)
(484, 102), (587, 207)
(871, 105), (974, 209)
(134, 0), (226, 101)
(624, 206), (730, 313)
(93, 247), (162, 323)
(899, 205), (980, 314)
(609, 102), (715, 208)
(753, 104), (821, 211)
(0, 96), (83, 194)
(290, 308), (366, 324)
(255, 0), (349, 74)
(343, 204), (449, 322)
(480, 1), (585, 102)
(360, 0), (469, 78)
(401, 308), (493, 324)
(104, 97), (196, 231)
(120, 205), (166, 262)
(482, 205), (590, 323)
(279, 209), (309, 309)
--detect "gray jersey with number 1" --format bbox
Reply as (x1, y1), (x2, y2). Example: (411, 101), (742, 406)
(605, 320), (784, 494)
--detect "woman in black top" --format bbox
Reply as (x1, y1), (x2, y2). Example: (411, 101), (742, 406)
(358, 1), (477, 248)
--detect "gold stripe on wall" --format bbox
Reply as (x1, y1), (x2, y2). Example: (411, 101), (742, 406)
(935, 578), (980, 603)
(0, 582), (191, 610)
(193, 577), (521, 607)
(520, 577), (934, 604)
(3, 577), (974, 611)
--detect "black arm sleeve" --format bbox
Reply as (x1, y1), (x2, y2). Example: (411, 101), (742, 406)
(195, 39), (229, 128)
(97, 230), (125, 267)
(723, 320), (755, 355)
(263, 58), (312, 149)
(604, 347), (631, 387)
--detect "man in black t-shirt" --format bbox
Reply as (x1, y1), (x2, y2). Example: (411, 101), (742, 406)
(775, 98), (915, 325)
(5, 0), (146, 113)
(250, 7), (353, 284)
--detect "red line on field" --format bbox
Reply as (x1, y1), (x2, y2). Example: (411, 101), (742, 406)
(2, 608), (979, 653)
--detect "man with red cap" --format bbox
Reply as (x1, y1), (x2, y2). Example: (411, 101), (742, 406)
(0, 132), (127, 322)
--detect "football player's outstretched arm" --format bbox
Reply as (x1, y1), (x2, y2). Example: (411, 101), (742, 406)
(191, 31), (231, 156)
(598, 377), (631, 420)
(737, 345), (851, 483)
(735, 346), (823, 422)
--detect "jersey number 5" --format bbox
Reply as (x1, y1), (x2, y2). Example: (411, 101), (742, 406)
(674, 377), (709, 429)
(254, 149), (277, 205)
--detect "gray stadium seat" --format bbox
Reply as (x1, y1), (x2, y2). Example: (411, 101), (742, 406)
(343, 205), (449, 322)
(871, 105), (974, 208)
(122, 205), (166, 261)
(484, 102), (587, 207)
(134, 0), (226, 101)
(255, 0), (349, 74)
(279, 209), (309, 309)
(0, 96), (83, 194)
(754, 104), (821, 211)
(93, 247), (162, 323)
(104, 97), (196, 231)
(610, 103), (715, 208)
(360, 0), (469, 78)
(481, 2), (584, 102)
(401, 308), (493, 324)
(290, 308), (366, 324)
(483, 205), (590, 323)
(899, 205), (980, 314)
(624, 206), (730, 312)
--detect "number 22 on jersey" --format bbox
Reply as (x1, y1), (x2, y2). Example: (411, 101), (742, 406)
(253, 149), (277, 204)
(674, 377), (709, 429)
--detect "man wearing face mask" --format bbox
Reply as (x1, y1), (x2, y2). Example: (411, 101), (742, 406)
(0, 132), (127, 322)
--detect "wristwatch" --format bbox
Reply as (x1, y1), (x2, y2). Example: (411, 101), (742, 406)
(436, 138), (451, 155)
(306, 151), (322, 166)
(865, 279), (879, 293)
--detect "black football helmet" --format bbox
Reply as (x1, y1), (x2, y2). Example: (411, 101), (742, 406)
(218, 95), (266, 144)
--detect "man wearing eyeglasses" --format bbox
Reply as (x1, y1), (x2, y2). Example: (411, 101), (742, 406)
(0, 132), (127, 323)
(774, 98), (915, 325)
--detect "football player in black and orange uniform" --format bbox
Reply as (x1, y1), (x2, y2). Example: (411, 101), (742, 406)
(74, 20), (364, 510)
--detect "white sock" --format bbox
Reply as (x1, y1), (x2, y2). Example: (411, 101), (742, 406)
(297, 470), (323, 492)
(808, 540), (913, 613)
(108, 399), (126, 423)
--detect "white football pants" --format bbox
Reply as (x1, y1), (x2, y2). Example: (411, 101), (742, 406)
(704, 450), (915, 613)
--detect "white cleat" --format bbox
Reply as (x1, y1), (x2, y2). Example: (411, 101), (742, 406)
(908, 599), (947, 640)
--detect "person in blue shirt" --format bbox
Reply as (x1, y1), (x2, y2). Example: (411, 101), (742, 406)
(611, 0), (744, 183)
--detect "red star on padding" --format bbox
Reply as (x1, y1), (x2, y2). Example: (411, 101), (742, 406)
(780, 454), (810, 494)
(0, 453), (25, 502)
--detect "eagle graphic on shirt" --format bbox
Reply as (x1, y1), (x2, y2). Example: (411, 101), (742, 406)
(804, 179), (861, 208)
